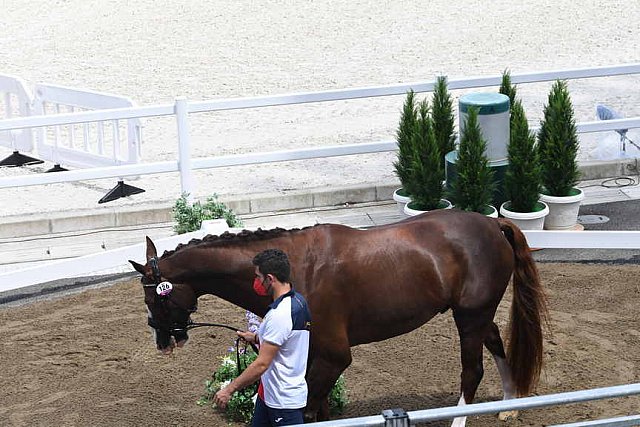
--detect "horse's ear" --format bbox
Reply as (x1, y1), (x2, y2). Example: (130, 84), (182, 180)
(145, 236), (158, 261)
(129, 260), (146, 275)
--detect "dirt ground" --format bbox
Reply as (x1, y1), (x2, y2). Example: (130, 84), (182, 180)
(0, 262), (638, 427)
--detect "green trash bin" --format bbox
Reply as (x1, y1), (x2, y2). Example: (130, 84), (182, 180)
(459, 92), (510, 163)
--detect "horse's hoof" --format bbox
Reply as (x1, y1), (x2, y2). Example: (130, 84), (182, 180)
(498, 410), (518, 421)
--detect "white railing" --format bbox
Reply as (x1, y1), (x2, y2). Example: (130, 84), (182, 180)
(0, 75), (142, 169)
(0, 74), (34, 153)
(0, 219), (230, 294)
(297, 383), (640, 426)
(1, 63), (640, 198)
(2, 227), (640, 293)
(32, 83), (142, 168)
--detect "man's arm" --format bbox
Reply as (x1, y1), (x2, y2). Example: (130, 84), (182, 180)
(213, 341), (279, 409)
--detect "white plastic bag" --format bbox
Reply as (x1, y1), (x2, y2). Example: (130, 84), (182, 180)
(589, 133), (624, 160)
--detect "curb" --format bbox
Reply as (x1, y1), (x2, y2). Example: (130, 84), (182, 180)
(1, 158), (637, 239)
(1, 183), (398, 238)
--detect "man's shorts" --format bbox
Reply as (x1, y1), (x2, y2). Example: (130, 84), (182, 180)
(252, 397), (304, 427)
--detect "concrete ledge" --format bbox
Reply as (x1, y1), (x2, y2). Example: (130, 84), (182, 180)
(312, 185), (377, 207)
(250, 192), (314, 213)
(580, 158), (639, 180)
(1, 158), (637, 239)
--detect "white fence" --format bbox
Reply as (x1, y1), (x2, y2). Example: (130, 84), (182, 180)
(0, 74), (34, 153)
(1, 63), (640, 199)
(0, 75), (141, 169)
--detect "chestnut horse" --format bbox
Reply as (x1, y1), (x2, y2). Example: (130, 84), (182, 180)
(130, 209), (547, 426)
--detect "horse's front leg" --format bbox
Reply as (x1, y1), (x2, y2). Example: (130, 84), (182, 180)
(304, 342), (352, 422)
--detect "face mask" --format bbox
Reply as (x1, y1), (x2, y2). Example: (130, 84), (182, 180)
(253, 276), (271, 296)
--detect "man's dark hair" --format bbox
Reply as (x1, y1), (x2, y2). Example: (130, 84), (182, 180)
(252, 249), (291, 283)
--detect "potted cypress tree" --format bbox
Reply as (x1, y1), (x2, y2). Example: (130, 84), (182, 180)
(403, 100), (452, 216)
(432, 75), (456, 179)
(499, 71), (549, 229)
(392, 90), (417, 213)
(537, 80), (584, 230)
(500, 100), (549, 228)
(449, 106), (497, 217)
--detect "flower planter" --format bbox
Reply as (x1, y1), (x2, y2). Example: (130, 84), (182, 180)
(403, 199), (452, 216)
(499, 201), (549, 230)
(539, 188), (584, 230)
(393, 188), (411, 215)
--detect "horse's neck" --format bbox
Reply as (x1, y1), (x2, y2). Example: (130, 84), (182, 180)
(168, 245), (271, 317)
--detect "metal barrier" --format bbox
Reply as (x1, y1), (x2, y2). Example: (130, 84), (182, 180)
(295, 383), (640, 426)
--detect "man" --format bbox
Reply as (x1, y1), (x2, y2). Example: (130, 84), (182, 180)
(214, 249), (312, 426)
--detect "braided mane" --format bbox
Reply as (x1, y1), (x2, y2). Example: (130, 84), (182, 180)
(160, 225), (316, 259)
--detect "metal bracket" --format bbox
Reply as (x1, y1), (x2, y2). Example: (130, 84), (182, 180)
(382, 408), (410, 427)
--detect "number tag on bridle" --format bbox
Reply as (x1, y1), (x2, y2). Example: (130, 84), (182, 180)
(156, 281), (173, 296)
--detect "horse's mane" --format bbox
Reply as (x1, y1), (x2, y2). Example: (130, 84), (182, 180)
(160, 225), (317, 259)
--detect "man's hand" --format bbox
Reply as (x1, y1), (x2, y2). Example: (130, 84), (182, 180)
(237, 330), (257, 344)
(213, 386), (233, 409)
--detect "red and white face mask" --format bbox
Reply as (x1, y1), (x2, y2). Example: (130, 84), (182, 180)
(253, 275), (272, 296)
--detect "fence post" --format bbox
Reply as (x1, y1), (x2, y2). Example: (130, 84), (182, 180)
(175, 97), (194, 203)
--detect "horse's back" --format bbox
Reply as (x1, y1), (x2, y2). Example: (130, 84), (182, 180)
(302, 210), (514, 343)
(316, 209), (508, 257)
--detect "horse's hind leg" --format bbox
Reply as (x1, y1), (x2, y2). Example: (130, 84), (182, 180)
(451, 310), (488, 427)
(484, 321), (518, 421)
(304, 343), (352, 423)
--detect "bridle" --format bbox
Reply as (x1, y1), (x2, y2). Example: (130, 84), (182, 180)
(142, 256), (259, 397)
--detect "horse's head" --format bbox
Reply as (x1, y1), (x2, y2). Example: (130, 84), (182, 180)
(129, 237), (198, 355)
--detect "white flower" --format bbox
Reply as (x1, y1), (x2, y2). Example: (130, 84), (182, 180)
(220, 379), (232, 389)
(221, 356), (236, 367)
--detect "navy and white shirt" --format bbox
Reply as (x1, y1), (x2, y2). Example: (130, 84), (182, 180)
(257, 288), (311, 409)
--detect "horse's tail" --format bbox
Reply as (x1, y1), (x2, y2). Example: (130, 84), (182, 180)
(499, 219), (548, 397)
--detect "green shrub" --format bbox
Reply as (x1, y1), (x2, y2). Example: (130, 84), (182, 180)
(537, 80), (580, 196)
(450, 107), (496, 213)
(393, 90), (418, 194)
(173, 193), (243, 234)
(198, 348), (348, 424)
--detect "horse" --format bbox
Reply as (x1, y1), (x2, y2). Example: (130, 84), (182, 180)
(129, 209), (547, 426)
